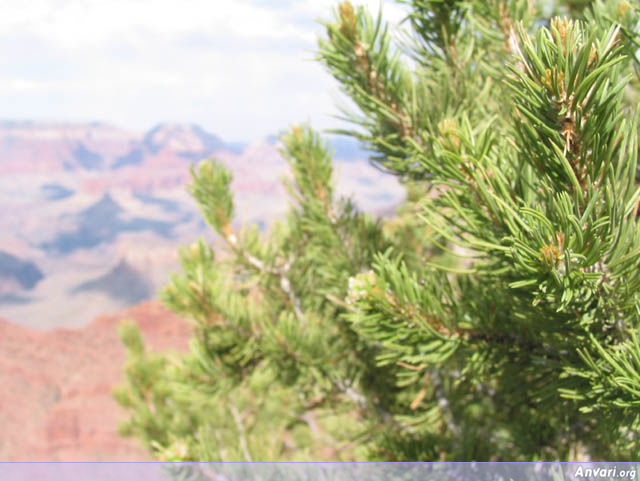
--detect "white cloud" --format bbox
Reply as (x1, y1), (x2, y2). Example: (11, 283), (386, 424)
(0, 0), (324, 49)
(0, 76), (56, 93)
(0, 0), (409, 141)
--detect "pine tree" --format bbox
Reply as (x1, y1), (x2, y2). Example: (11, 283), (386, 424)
(114, 0), (640, 461)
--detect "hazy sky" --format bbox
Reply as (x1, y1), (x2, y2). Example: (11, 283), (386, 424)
(0, 1), (407, 142)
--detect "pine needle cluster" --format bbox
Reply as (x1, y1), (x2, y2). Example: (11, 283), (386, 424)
(114, 0), (640, 461)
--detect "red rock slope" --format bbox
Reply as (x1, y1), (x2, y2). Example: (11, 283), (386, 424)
(0, 300), (191, 461)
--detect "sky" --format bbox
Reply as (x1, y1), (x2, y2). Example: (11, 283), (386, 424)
(0, 0), (408, 143)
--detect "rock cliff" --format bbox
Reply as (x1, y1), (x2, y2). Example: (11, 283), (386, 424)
(0, 300), (191, 461)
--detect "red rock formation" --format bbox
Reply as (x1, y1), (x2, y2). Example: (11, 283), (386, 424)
(0, 300), (192, 461)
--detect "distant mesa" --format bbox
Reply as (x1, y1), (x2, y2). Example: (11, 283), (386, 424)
(176, 150), (209, 162)
(70, 259), (153, 304)
(41, 183), (75, 201)
(191, 123), (235, 152)
(143, 123), (221, 155)
(79, 192), (123, 222)
(0, 120), (370, 175)
(112, 147), (144, 169)
(142, 124), (175, 154)
(0, 250), (44, 290)
(0, 120), (246, 174)
(40, 193), (177, 254)
(73, 142), (104, 170)
(142, 123), (244, 158)
(0, 294), (33, 305)
(134, 192), (181, 213)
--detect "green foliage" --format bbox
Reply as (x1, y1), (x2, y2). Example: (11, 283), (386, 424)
(116, 0), (640, 461)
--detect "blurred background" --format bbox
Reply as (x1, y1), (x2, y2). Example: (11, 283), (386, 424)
(0, 0), (406, 461)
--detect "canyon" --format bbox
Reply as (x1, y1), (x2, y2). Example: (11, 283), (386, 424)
(0, 121), (403, 329)
(0, 120), (403, 460)
(0, 300), (190, 461)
